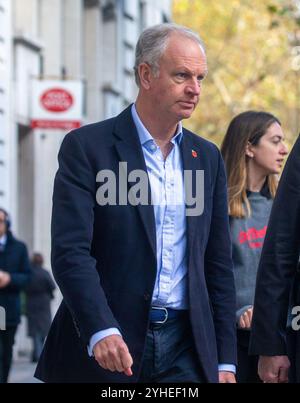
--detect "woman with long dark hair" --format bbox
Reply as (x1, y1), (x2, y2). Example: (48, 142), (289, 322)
(221, 111), (288, 382)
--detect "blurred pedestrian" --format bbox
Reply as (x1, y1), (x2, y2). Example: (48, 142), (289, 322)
(221, 111), (288, 382)
(26, 253), (56, 362)
(0, 208), (31, 383)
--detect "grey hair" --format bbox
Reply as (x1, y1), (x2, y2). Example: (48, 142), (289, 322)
(134, 23), (206, 87)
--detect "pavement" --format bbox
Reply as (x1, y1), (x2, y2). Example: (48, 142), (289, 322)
(8, 356), (41, 383)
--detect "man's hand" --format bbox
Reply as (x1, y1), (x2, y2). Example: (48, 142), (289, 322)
(238, 307), (253, 329)
(93, 334), (133, 377)
(258, 355), (290, 383)
(219, 371), (236, 383)
(0, 271), (11, 288)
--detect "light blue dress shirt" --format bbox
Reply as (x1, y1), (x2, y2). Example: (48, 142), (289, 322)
(131, 104), (188, 309)
(88, 105), (235, 374)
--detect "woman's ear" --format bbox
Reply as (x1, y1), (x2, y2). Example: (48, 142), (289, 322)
(245, 142), (254, 158)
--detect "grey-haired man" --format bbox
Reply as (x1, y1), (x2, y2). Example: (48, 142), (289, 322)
(36, 24), (237, 383)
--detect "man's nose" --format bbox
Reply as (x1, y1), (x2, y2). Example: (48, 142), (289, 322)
(185, 79), (201, 96)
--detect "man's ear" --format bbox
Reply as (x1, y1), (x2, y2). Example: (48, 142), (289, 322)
(245, 142), (254, 158)
(138, 63), (154, 90)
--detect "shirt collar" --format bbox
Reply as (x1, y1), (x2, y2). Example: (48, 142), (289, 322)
(131, 104), (183, 150)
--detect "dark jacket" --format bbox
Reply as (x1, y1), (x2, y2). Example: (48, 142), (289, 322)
(250, 135), (300, 357)
(35, 106), (237, 383)
(26, 264), (56, 337)
(0, 231), (31, 327)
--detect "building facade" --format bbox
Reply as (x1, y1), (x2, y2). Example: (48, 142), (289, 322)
(0, 0), (13, 215)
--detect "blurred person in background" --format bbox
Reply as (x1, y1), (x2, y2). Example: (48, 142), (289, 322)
(221, 111), (288, 382)
(0, 208), (31, 383)
(25, 253), (56, 362)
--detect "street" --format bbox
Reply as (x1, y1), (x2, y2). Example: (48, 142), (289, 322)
(8, 357), (40, 383)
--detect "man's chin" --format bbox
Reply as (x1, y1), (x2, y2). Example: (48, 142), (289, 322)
(179, 111), (194, 120)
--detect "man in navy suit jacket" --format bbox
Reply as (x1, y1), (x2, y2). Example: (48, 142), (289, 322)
(35, 23), (237, 383)
(250, 136), (300, 383)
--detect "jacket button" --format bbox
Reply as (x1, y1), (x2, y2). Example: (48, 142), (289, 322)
(144, 293), (150, 301)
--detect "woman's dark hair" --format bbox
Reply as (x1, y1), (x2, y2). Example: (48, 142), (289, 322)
(221, 111), (281, 218)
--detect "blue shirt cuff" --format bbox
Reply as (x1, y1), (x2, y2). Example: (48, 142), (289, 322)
(87, 328), (122, 356)
(218, 364), (236, 374)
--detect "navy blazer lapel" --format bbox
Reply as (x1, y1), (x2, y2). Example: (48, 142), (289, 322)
(113, 107), (156, 257)
(180, 130), (205, 254)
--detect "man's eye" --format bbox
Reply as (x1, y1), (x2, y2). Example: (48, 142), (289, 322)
(177, 73), (187, 78)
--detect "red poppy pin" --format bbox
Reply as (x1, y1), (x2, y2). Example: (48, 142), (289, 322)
(192, 150), (198, 158)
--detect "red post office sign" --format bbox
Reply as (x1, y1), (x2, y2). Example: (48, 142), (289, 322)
(31, 80), (83, 130)
(40, 88), (74, 113)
